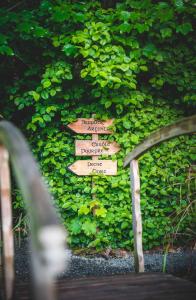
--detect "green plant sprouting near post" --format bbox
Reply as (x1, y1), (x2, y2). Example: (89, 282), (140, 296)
(162, 244), (170, 273)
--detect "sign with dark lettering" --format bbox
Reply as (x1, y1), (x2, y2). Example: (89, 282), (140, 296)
(67, 117), (119, 176)
(68, 160), (117, 176)
(75, 140), (120, 156)
(67, 118), (113, 134)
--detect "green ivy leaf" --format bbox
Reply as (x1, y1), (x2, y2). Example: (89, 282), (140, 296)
(130, 134), (139, 143)
(63, 44), (77, 56)
(160, 28), (172, 38)
(119, 22), (132, 33)
(95, 207), (107, 218)
(43, 80), (51, 88)
(82, 221), (97, 236)
(70, 219), (82, 235)
(176, 23), (193, 35)
(78, 205), (90, 215)
(123, 120), (131, 129)
(32, 91), (40, 101)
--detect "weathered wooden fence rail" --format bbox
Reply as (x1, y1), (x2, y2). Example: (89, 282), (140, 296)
(124, 115), (196, 272)
(0, 121), (67, 300)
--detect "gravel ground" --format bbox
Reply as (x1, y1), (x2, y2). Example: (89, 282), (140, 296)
(14, 240), (196, 282)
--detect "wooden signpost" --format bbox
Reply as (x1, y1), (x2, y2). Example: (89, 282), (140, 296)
(68, 160), (117, 176)
(67, 118), (113, 134)
(75, 140), (120, 156)
(67, 117), (120, 176)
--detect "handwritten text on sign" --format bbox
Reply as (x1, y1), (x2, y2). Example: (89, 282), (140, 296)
(68, 160), (117, 176)
(67, 118), (113, 134)
(75, 140), (120, 156)
(67, 117), (119, 176)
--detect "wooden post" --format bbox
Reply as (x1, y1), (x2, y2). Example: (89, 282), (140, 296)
(92, 133), (99, 215)
(0, 146), (14, 300)
(0, 121), (68, 300)
(130, 159), (144, 273)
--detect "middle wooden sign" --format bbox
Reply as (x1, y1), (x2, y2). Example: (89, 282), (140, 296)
(75, 140), (120, 156)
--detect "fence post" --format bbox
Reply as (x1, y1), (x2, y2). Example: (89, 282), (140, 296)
(0, 145), (14, 300)
(130, 159), (144, 273)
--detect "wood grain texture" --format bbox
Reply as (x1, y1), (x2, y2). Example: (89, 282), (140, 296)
(68, 160), (117, 176)
(67, 118), (114, 134)
(75, 140), (120, 156)
(13, 273), (196, 300)
(124, 115), (196, 167)
(130, 160), (144, 273)
(0, 146), (14, 300)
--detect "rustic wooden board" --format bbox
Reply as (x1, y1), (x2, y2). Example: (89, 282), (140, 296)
(67, 118), (113, 134)
(75, 140), (120, 156)
(68, 160), (117, 176)
(13, 273), (196, 300)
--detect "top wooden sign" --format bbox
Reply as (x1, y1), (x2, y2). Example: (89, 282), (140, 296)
(67, 118), (113, 134)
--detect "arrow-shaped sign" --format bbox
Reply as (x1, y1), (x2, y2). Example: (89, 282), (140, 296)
(68, 160), (117, 176)
(67, 118), (113, 134)
(75, 140), (120, 156)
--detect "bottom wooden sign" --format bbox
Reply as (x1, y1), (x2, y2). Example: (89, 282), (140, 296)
(68, 160), (117, 176)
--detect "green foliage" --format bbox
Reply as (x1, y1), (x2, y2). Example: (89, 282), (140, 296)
(1, 0), (195, 250)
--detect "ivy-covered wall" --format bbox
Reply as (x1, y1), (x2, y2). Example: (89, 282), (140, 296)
(1, 1), (195, 250)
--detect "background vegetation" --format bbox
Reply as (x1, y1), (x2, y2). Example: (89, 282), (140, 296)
(1, 0), (195, 250)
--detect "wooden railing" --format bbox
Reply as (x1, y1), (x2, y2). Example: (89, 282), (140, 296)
(0, 121), (68, 300)
(123, 115), (196, 273)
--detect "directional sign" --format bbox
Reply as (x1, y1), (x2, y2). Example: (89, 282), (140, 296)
(68, 160), (117, 176)
(75, 140), (120, 156)
(67, 118), (113, 134)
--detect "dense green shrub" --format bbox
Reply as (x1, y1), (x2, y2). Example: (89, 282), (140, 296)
(1, 1), (195, 250)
